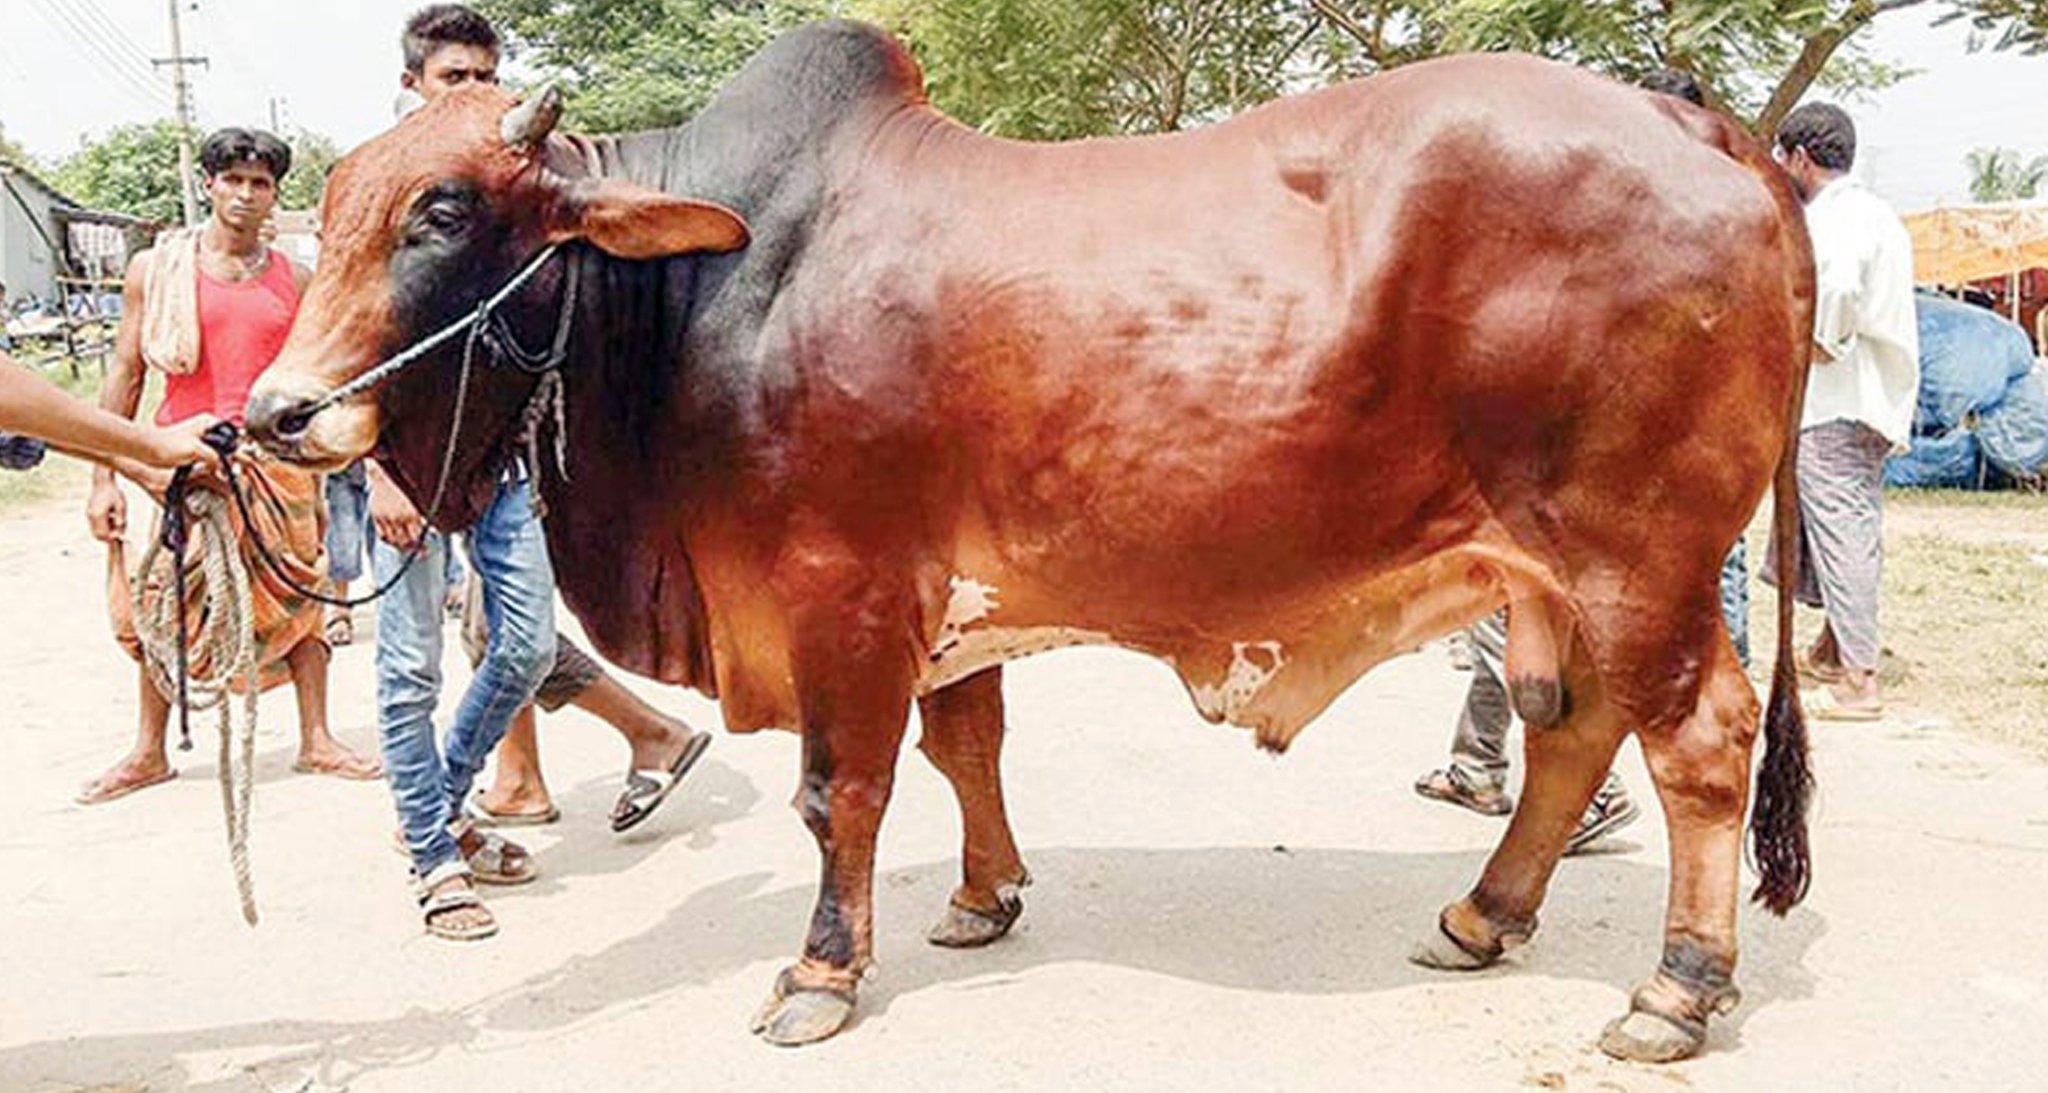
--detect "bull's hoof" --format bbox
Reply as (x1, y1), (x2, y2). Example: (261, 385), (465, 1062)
(750, 970), (857, 1047)
(1408, 923), (1497, 971)
(1408, 907), (1530, 972)
(927, 892), (1023, 949)
(1598, 1009), (1705, 1063)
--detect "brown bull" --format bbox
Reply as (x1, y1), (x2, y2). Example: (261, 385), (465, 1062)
(245, 21), (1814, 1060)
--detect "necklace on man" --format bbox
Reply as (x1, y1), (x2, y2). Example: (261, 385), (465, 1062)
(209, 246), (269, 282)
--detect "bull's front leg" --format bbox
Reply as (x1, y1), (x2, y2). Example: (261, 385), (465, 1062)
(752, 680), (912, 1045)
(752, 573), (917, 1046)
(917, 667), (1031, 948)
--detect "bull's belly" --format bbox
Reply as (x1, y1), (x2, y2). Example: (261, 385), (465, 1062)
(916, 543), (1531, 750)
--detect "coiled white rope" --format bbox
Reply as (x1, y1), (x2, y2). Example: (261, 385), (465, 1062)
(130, 487), (260, 926)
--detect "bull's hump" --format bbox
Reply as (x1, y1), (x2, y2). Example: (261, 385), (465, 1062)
(723, 20), (925, 113)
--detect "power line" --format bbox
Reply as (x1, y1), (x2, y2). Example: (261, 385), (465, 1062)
(55, 0), (162, 75)
(23, 0), (174, 112)
(28, 0), (168, 102)
(188, 2), (272, 131)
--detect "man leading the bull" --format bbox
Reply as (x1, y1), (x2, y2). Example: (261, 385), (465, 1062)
(361, 3), (710, 941)
(396, 5), (707, 836)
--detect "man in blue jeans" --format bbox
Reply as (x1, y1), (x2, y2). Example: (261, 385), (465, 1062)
(370, 465), (554, 941)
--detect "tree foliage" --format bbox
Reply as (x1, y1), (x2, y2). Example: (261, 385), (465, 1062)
(477, 1), (2048, 139)
(477, 0), (841, 132)
(280, 129), (342, 212)
(44, 120), (343, 221)
(1965, 146), (2048, 201)
(0, 122), (35, 171)
(48, 120), (186, 224)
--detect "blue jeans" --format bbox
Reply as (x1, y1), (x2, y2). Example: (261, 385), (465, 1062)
(372, 478), (557, 875)
(1720, 539), (1750, 671)
(324, 464), (371, 584)
(330, 462), (467, 588)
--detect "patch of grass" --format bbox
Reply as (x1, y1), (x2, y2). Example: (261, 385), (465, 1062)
(1888, 487), (2048, 512)
(1749, 488), (2048, 760)
(1878, 531), (2048, 757)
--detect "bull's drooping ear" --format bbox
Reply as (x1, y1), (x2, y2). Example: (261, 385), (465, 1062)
(544, 177), (751, 260)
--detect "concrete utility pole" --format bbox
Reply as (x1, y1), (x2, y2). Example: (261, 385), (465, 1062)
(153, 0), (209, 227)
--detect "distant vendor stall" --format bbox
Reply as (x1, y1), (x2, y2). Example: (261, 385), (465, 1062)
(1903, 201), (2048, 349)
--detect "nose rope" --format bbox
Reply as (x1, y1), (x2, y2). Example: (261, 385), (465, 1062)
(231, 244), (578, 612)
(292, 243), (562, 421)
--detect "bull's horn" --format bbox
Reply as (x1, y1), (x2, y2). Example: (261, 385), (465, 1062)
(501, 84), (563, 149)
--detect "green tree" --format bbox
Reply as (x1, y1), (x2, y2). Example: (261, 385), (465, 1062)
(0, 122), (36, 170)
(478, 0), (842, 131)
(867, 0), (1364, 138)
(49, 120), (186, 224)
(478, 1), (2048, 139)
(1965, 146), (2048, 201)
(280, 129), (341, 211)
(1406, 0), (2048, 133)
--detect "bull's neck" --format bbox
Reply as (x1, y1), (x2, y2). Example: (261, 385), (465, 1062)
(528, 244), (720, 688)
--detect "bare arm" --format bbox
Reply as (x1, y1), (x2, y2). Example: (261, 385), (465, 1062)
(85, 254), (155, 542)
(94, 256), (153, 467)
(365, 457), (427, 551)
(0, 352), (214, 471)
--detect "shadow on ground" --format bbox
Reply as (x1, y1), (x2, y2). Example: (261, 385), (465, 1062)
(0, 845), (1823, 1091)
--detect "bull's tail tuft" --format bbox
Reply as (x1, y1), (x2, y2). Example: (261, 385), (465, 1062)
(1748, 346), (1814, 916)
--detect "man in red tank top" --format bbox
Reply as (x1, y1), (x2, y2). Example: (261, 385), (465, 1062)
(77, 128), (383, 804)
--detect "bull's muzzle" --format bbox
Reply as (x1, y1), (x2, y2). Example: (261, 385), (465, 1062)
(243, 374), (372, 469)
(243, 387), (321, 452)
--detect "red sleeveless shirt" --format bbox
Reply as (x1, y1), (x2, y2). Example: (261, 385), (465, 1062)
(157, 250), (299, 426)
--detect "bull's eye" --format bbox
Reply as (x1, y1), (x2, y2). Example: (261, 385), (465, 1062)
(401, 182), (484, 253)
(422, 204), (466, 234)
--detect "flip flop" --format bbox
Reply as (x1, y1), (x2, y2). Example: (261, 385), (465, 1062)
(292, 754), (384, 780)
(1413, 767), (1513, 816)
(1795, 650), (1847, 686)
(1804, 688), (1884, 722)
(610, 731), (713, 833)
(466, 832), (539, 885)
(75, 767), (176, 806)
(324, 609), (355, 646)
(417, 861), (498, 942)
(468, 795), (562, 828)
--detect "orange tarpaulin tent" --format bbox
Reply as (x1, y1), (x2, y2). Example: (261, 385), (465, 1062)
(1903, 202), (2048, 285)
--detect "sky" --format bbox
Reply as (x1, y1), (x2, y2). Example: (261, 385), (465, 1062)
(4, 1), (2048, 211)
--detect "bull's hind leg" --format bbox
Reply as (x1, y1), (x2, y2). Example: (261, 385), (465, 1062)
(1411, 636), (1629, 970)
(917, 667), (1032, 948)
(1599, 638), (1757, 1063)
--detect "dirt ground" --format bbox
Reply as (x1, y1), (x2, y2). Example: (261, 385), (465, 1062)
(3, 488), (2047, 1093)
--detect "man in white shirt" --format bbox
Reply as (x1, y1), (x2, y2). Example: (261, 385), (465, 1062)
(1767, 102), (1920, 720)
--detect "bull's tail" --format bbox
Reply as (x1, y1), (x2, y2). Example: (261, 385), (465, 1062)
(1747, 147), (1816, 915)
(1750, 421), (1812, 914)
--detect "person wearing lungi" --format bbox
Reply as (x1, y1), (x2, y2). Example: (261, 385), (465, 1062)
(1767, 102), (1920, 721)
(78, 127), (383, 804)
